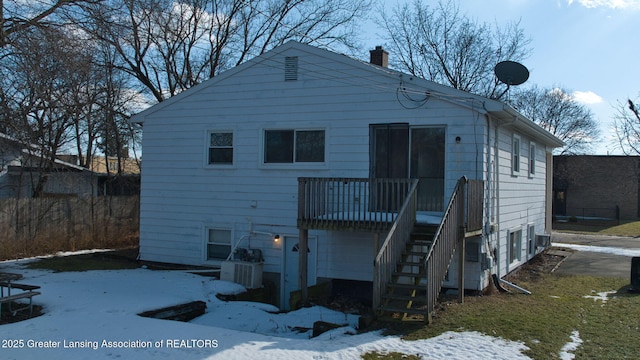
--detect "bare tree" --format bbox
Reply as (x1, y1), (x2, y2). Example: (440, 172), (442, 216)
(75, 0), (372, 103)
(509, 86), (601, 154)
(0, 0), (94, 47)
(0, 26), (95, 196)
(94, 48), (141, 175)
(612, 96), (640, 155)
(378, 0), (531, 98)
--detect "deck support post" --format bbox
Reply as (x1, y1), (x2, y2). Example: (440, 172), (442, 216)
(458, 179), (467, 304)
(373, 233), (380, 252)
(299, 228), (309, 306)
(458, 229), (465, 304)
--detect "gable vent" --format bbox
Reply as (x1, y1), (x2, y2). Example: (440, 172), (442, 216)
(284, 56), (298, 81)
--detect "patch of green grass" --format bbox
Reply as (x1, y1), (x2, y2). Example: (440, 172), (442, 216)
(598, 221), (640, 237)
(26, 250), (140, 272)
(369, 274), (640, 359)
(554, 220), (640, 237)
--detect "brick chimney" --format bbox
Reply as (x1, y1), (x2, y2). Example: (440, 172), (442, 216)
(369, 46), (388, 67)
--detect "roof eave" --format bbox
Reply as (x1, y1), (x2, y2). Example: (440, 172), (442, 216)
(485, 100), (565, 148)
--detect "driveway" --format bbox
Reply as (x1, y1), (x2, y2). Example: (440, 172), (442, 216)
(551, 232), (640, 279)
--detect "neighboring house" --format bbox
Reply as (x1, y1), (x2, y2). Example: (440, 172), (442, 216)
(58, 155), (142, 196)
(89, 156), (141, 196)
(553, 155), (640, 221)
(130, 41), (563, 317)
(0, 132), (97, 198)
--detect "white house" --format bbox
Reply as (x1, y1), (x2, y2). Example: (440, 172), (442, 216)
(131, 41), (563, 317)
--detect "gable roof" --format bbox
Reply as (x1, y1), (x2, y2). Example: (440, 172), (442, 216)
(0, 132), (89, 172)
(129, 41), (563, 148)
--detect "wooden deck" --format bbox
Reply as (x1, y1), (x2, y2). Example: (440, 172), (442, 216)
(297, 176), (484, 321)
(297, 178), (417, 232)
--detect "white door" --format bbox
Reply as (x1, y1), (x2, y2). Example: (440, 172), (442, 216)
(282, 235), (317, 310)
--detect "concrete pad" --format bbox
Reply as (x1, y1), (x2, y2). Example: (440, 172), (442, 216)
(553, 251), (631, 278)
(551, 232), (638, 279)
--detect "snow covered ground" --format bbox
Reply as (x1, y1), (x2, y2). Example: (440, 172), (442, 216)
(552, 242), (640, 257)
(0, 254), (531, 360)
(3, 242), (624, 359)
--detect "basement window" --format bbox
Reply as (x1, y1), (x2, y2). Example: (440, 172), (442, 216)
(527, 224), (536, 257)
(509, 229), (522, 264)
(207, 228), (231, 261)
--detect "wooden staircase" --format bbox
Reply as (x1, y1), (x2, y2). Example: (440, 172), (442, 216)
(378, 224), (438, 320)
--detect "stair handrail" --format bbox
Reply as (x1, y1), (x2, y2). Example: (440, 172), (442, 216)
(372, 178), (419, 310)
(422, 176), (468, 321)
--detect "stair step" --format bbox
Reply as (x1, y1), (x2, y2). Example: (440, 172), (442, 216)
(381, 293), (427, 302)
(398, 260), (423, 266)
(407, 240), (432, 247)
(404, 250), (428, 257)
(410, 235), (434, 242)
(378, 306), (427, 316)
(392, 271), (424, 278)
(387, 283), (426, 291)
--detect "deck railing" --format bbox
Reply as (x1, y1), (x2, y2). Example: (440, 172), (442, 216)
(466, 179), (484, 233)
(297, 176), (484, 321)
(423, 177), (484, 321)
(372, 179), (419, 310)
(297, 178), (417, 232)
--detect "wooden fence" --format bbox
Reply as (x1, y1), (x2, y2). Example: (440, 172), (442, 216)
(0, 196), (139, 260)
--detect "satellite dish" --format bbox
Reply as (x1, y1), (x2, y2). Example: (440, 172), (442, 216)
(494, 61), (529, 86)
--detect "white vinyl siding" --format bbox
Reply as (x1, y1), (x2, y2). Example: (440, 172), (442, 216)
(137, 53), (489, 276)
(493, 124), (549, 277)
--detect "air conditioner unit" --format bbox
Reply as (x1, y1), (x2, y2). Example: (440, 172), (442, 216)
(220, 261), (263, 289)
(535, 234), (551, 248)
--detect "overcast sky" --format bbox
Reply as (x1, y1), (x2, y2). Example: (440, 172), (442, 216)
(364, 0), (640, 154)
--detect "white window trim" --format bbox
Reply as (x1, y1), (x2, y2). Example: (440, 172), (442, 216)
(205, 130), (236, 168)
(528, 142), (536, 178)
(527, 223), (536, 258)
(204, 226), (234, 263)
(259, 127), (328, 169)
(512, 134), (521, 176)
(508, 227), (523, 266)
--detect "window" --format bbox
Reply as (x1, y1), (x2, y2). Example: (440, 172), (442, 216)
(509, 229), (522, 263)
(529, 142), (536, 176)
(512, 135), (520, 174)
(107, 160), (119, 172)
(208, 131), (233, 165)
(527, 224), (536, 256)
(207, 228), (232, 261)
(264, 129), (325, 163)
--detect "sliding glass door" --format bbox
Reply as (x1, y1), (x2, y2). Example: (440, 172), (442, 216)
(370, 124), (445, 212)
